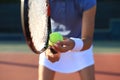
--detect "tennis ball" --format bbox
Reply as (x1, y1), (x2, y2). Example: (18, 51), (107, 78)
(49, 32), (63, 46)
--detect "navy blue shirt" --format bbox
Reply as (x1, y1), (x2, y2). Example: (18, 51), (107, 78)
(49, 0), (96, 38)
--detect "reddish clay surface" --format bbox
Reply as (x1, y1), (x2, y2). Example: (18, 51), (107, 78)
(0, 53), (120, 80)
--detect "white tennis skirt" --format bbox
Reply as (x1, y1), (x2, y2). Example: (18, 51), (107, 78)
(39, 46), (94, 73)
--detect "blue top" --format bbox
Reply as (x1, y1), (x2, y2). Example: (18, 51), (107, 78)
(49, 0), (96, 38)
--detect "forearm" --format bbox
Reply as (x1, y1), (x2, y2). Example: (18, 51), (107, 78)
(81, 6), (96, 51)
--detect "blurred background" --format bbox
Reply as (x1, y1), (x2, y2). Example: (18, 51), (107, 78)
(0, 0), (120, 52)
(0, 0), (120, 80)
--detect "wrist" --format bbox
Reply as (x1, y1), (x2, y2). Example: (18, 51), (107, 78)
(70, 37), (84, 51)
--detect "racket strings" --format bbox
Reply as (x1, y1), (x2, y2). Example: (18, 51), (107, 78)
(28, 0), (48, 51)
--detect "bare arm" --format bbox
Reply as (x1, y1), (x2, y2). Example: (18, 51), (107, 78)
(81, 6), (96, 51)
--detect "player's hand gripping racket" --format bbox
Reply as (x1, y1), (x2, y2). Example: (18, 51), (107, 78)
(21, 0), (55, 54)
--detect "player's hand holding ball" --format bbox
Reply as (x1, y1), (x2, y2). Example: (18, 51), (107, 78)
(45, 32), (63, 63)
(45, 32), (75, 63)
(49, 32), (75, 53)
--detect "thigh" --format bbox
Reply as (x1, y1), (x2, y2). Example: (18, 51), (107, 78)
(38, 64), (55, 80)
(78, 65), (95, 80)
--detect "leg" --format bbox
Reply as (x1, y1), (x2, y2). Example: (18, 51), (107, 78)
(78, 65), (95, 80)
(38, 64), (55, 80)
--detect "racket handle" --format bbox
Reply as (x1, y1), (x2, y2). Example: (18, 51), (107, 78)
(50, 47), (57, 54)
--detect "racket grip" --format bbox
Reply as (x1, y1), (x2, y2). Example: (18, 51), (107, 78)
(50, 47), (57, 54)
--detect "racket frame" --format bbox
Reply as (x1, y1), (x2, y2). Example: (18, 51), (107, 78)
(21, 0), (51, 54)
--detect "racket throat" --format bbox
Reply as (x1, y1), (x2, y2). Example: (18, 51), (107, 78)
(50, 47), (57, 54)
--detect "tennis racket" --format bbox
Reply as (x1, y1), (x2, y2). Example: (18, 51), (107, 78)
(21, 0), (53, 54)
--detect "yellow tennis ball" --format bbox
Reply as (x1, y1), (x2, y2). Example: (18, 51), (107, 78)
(48, 40), (54, 46)
(49, 32), (63, 46)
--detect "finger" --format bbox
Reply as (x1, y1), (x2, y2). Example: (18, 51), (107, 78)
(48, 56), (60, 63)
(49, 53), (60, 62)
(57, 39), (70, 48)
(49, 47), (58, 54)
(45, 49), (54, 58)
(53, 43), (68, 52)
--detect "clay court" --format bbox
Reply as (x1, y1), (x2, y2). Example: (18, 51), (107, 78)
(0, 41), (120, 80)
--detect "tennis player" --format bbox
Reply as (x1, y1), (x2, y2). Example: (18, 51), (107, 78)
(39, 0), (96, 80)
